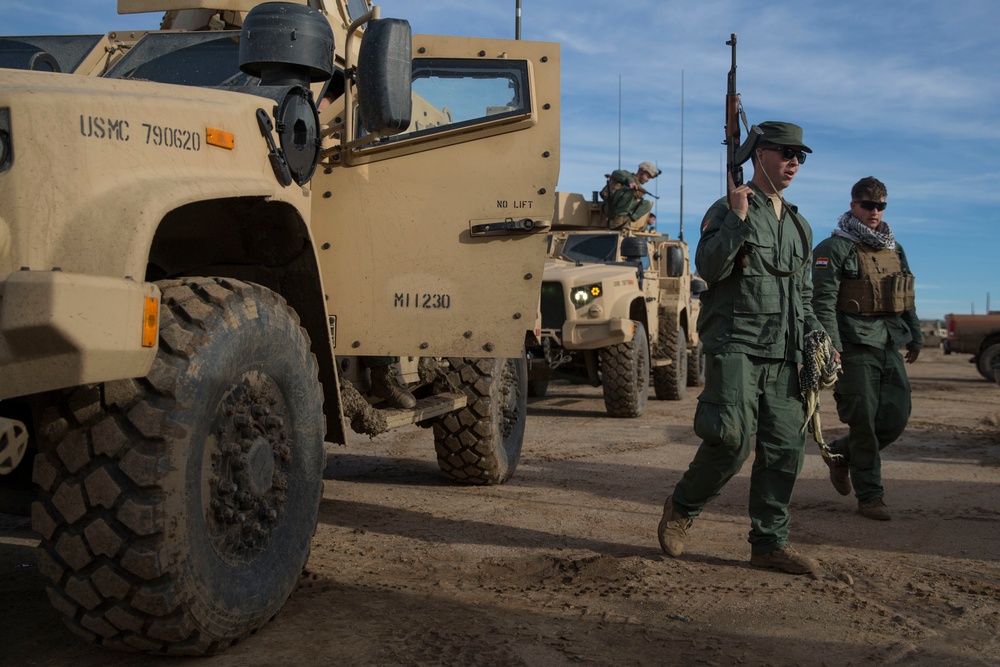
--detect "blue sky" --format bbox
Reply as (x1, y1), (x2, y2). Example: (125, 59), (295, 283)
(4, 0), (998, 319)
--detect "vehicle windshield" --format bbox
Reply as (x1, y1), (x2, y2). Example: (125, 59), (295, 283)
(559, 234), (620, 263)
(0, 35), (103, 74)
(102, 31), (256, 87)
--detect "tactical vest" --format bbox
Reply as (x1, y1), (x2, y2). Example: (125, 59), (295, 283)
(599, 178), (624, 202)
(836, 244), (915, 315)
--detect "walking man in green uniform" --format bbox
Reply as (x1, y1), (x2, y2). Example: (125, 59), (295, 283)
(657, 121), (825, 575)
(811, 176), (922, 521)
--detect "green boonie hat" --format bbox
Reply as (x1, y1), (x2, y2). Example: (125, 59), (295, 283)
(757, 121), (812, 153)
(638, 161), (660, 178)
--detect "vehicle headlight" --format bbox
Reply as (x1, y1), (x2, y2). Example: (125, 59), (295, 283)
(570, 282), (602, 308)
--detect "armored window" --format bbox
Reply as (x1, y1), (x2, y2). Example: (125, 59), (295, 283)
(0, 35), (103, 74)
(102, 32), (256, 88)
(346, 0), (371, 23)
(560, 235), (620, 263)
(364, 58), (530, 143)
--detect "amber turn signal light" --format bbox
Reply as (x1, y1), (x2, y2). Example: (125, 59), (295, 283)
(142, 296), (159, 348)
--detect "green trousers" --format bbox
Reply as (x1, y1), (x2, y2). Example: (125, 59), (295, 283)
(828, 341), (911, 502)
(673, 352), (806, 555)
(607, 193), (652, 230)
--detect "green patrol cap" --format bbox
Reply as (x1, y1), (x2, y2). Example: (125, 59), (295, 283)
(757, 121), (812, 153)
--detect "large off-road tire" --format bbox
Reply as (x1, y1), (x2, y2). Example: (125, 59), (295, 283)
(431, 357), (526, 485)
(976, 343), (1000, 381)
(31, 278), (324, 655)
(686, 341), (705, 387)
(653, 325), (688, 400)
(600, 321), (650, 418)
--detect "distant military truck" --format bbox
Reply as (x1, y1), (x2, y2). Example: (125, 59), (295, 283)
(943, 312), (1000, 381)
(526, 192), (701, 417)
(0, 0), (560, 654)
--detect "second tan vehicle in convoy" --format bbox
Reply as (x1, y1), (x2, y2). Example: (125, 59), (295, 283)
(526, 192), (703, 417)
(0, 0), (559, 654)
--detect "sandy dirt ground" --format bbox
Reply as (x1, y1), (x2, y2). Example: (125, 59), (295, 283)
(2, 347), (999, 666)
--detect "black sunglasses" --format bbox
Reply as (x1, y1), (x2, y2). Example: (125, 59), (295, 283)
(761, 146), (807, 164)
(855, 200), (887, 212)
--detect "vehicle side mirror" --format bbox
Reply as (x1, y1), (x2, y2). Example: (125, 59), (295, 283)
(620, 237), (648, 261)
(357, 18), (413, 136)
(665, 246), (685, 277)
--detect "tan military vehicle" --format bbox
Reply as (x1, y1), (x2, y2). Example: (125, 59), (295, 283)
(526, 192), (702, 417)
(0, 0), (559, 654)
(944, 312), (1000, 380)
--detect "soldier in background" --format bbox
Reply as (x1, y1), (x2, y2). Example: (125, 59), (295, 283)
(364, 357), (416, 409)
(601, 161), (660, 231)
(646, 212), (658, 233)
(811, 176), (922, 521)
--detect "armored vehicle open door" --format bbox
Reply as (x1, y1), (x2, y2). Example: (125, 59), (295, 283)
(316, 33), (560, 359)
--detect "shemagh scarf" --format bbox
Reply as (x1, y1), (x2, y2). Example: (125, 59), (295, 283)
(833, 211), (895, 250)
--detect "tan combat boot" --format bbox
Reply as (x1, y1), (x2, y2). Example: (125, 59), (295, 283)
(657, 496), (693, 558)
(749, 545), (818, 575)
(823, 456), (851, 496)
(370, 365), (417, 409)
(858, 497), (891, 521)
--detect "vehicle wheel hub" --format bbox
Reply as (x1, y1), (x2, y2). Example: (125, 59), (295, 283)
(207, 371), (291, 562)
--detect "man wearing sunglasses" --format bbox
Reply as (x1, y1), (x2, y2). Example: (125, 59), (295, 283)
(657, 121), (825, 575)
(811, 177), (922, 521)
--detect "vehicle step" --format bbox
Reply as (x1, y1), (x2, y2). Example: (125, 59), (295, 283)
(379, 392), (467, 429)
(650, 358), (673, 367)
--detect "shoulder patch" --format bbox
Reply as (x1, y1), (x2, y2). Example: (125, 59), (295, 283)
(701, 216), (711, 232)
(814, 257), (829, 268)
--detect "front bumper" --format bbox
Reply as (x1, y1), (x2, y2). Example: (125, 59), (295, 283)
(562, 317), (634, 350)
(0, 271), (159, 400)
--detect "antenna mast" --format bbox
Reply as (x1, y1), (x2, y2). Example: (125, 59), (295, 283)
(515, 0), (521, 39)
(679, 70), (685, 241)
(618, 74), (622, 169)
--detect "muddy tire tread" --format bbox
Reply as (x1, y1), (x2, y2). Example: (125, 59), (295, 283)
(32, 278), (322, 656)
(432, 357), (526, 485)
(600, 321), (649, 418)
(653, 322), (687, 401)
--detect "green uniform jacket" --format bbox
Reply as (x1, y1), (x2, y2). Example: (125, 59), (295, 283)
(610, 169), (637, 186)
(696, 184), (822, 362)
(608, 169), (645, 207)
(811, 234), (923, 353)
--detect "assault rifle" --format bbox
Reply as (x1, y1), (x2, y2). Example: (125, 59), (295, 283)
(634, 184), (660, 200)
(724, 33), (809, 277)
(724, 33), (761, 208)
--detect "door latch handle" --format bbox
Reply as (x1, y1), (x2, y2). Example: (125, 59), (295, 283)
(470, 218), (548, 237)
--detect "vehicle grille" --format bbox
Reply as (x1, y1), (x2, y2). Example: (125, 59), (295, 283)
(539, 282), (566, 330)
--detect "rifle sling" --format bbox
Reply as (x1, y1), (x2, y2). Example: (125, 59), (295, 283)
(747, 204), (810, 278)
